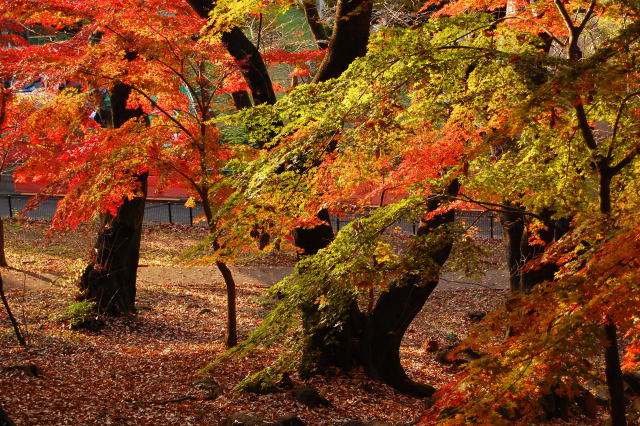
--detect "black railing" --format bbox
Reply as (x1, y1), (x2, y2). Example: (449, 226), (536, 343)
(0, 194), (503, 239)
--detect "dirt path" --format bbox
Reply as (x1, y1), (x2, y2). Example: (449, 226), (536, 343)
(2, 268), (60, 291)
(3, 265), (509, 292)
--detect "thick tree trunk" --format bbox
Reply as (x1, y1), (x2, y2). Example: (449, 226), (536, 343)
(302, 0), (329, 49)
(293, 0), (374, 255)
(0, 217), (8, 267)
(221, 28), (276, 105)
(357, 183), (457, 396)
(78, 173), (148, 315)
(231, 91), (253, 110)
(302, 181), (458, 396)
(518, 216), (557, 292)
(500, 207), (569, 293)
(77, 83), (147, 316)
(312, 0), (373, 83)
(0, 272), (25, 346)
(187, 1), (276, 107)
(363, 281), (438, 396)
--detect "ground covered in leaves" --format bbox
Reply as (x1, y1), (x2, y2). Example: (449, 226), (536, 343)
(1, 219), (507, 425)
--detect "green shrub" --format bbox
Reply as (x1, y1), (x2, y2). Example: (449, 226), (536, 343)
(64, 301), (96, 328)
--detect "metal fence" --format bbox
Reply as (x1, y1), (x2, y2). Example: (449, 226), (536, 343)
(0, 194), (503, 239)
(332, 209), (502, 240)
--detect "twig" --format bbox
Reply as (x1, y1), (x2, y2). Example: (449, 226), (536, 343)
(439, 277), (503, 290)
(0, 272), (26, 346)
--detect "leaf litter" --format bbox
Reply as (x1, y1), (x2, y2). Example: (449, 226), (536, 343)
(0, 219), (508, 425)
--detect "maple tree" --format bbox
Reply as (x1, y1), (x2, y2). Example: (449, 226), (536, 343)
(0, 0), (331, 343)
(202, 1), (640, 424)
(3, 0), (640, 423)
(0, 18), (34, 267)
(208, 0), (473, 395)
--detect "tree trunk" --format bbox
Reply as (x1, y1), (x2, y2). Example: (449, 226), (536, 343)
(77, 83), (147, 316)
(0, 217), (8, 268)
(78, 173), (148, 315)
(302, 0), (329, 49)
(604, 321), (627, 426)
(0, 272), (25, 346)
(356, 183), (457, 396)
(518, 216), (557, 292)
(499, 208), (525, 292)
(598, 169), (626, 425)
(187, 1), (276, 107)
(361, 275), (439, 396)
(216, 260), (238, 347)
(292, 208), (334, 256)
(293, 0), (374, 255)
(500, 208), (569, 293)
(312, 0), (373, 83)
(301, 181), (458, 396)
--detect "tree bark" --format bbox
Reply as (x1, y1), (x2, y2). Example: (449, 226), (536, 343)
(77, 83), (147, 316)
(499, 208), (525, 292)
(500, 208), (569, 293)
(216, 260), (238, 347)
(312, 0), (373, 83)
(187, 1), (276, 106)
(301, 180), (458, 396)
(357, 181), (458, 396)
(78, 173), (148, 315)
(302, 0), (329, 49)
(518, 214), (557, 292)
(598, 168), (626, 424)
(604, 321), (627, 426)
(293, 0), (374, 256)
(292, 208), (334, 256)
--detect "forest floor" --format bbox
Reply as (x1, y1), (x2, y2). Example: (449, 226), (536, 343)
(0, 219), (509, 425)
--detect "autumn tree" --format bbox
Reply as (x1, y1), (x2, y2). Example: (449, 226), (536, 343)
(208, 8), (485, 395)
(205, 7), (640, 423)
(0, 18), (33, 267)
(402, 1), (640, 423)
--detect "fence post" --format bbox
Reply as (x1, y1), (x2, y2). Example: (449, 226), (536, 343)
(412, 220), (416, 235)
(489, 214), (494, 239)
(336, 216), (340, 231)
(189, 207), (193, 226)
(7, 196), (12, 219)
(167, 202), (173, 224)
